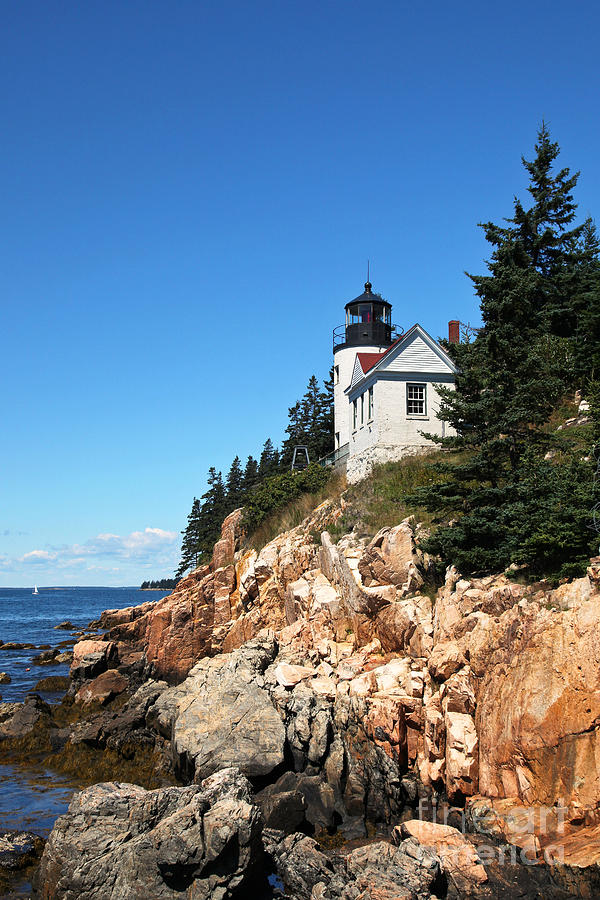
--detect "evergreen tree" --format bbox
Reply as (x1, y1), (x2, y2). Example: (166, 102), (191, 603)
(299, 375), (326, 462)
(320, 366), (335, 445)
(198, 467), (227, 548)
(176, 498), (202, 578)
(242, 455), (259, 495)
(258, 439), (279, 478)
(225, 456), (244, 508)
(570, 221), (600, 384)
(280, 400), (304, 469)
(280, 373), (334, 468)
(272, 446), (281, 473)
(176, 469), (228, 577)
(413, 125), (599, 578)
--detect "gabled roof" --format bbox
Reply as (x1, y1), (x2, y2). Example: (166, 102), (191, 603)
(356, 351), (388, 373)
(346, 323), (457, 396)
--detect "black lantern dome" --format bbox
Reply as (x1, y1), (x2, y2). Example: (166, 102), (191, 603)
(333, 282), (394, 351)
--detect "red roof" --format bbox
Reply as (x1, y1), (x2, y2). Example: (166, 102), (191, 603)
(357, 352), (385, 373)
(356, 335), (406, 374)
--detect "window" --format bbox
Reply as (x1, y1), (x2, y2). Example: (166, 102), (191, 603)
(368, 387), (373, 420)
(348, 303), (373, 324)
(360, 393), (364, 424)
(353, 399), (357, 430)
(335, 432), (340, 449)
(334, 365), (339, 384)
(407, 383), (426, 415)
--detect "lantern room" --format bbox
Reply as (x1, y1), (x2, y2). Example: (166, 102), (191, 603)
(333, 281), (393, 350)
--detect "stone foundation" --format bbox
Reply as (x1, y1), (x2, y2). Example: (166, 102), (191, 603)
(346, 443), (432, 483)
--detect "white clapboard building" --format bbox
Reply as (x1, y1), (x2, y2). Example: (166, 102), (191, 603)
(332, 281), (458, 482)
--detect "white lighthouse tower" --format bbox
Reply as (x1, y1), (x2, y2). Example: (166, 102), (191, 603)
(333, 280), (395, 454)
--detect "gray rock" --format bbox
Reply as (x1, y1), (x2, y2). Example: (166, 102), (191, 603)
(0, 702), (20, 724)
(256, 782), (306, 832)
(33, 768), (265, 899)
(179, 675), (285, 781)
(266, 830), (443, 900)
(0, 829), (44, 871)
(0, 695), (51, 740)
(266, 832), (336, 900)
(262, 771), (336, 831)
(150, 635), (285, 782)
(31, 648), (59, 665)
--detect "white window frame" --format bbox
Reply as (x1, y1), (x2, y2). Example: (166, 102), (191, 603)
(406, 382), (427, 416)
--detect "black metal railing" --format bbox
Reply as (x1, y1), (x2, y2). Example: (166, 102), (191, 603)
(333, 323), (401, 351)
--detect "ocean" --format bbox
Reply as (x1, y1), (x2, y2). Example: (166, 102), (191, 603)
(0, 586), (169, 891)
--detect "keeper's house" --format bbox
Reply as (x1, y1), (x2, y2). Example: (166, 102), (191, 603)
(332, 281), (458, 483)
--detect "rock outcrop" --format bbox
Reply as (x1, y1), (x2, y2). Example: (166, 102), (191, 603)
(265, 828), (444, 900)
(33, 769), (265, 899)
(69, 501), (600, 833)
(98, 504), (338, 681)
(34, 499), (600, 896)
(153, 635), (286, 782)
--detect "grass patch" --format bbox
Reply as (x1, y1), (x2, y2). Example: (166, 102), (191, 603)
(246, 471), (346, 551)
(340, 450), (460, 539)
(245, 450), (461, 553)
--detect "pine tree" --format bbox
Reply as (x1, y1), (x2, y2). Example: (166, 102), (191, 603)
(242, 455), (259, 495)
(175, 498), (202, 578)
(198, 468), (227, 548)
(280, 373), (334, 468)
(280, 400), (304, 469)
(413, 125), (599, 578)
(570, 221), (600, 384)
(300, 375), (325, 462)
(258, 439), (278, 478)
(316, 367), (335, 459)
(225, 456), (244, 509)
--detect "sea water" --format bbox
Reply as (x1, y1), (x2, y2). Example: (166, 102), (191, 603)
(0, 587), (168, 839)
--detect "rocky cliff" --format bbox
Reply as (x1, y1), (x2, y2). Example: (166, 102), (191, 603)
(19, 499), (600, 897)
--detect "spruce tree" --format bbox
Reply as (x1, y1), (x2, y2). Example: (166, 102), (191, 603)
(198, 467), (227, 549)
(242, 455), (259, 494)
(280, 373), (334, 468)
(280, 400), (304, 469)
(225, 456), (244, 509)
(413, 125), (599, 578)
(258, 439), (278, 478)
(318, 366), (335, 457)
(176, 498), (202, 578)
(570, 221), (600, 384)
(300, 375), (327, 462)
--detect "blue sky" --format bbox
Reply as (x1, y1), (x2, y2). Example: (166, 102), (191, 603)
(2, 0), (599, 586)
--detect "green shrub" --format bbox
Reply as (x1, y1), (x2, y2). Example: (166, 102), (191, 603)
(242, 463), (330, 538)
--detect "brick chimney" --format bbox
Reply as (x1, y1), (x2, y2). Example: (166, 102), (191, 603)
(448, 320), (460, 344)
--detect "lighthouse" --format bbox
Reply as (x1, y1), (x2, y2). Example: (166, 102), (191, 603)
(332, 281), (395, 453)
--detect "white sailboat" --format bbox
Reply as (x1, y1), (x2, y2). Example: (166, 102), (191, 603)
(33, 585), (39, 595)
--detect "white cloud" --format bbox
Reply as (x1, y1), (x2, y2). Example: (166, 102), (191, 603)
(2, 526), (179, 585)
(20, 549), (57, 563)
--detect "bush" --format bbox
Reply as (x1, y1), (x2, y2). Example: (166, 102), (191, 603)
(242, 463), (330, 537)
